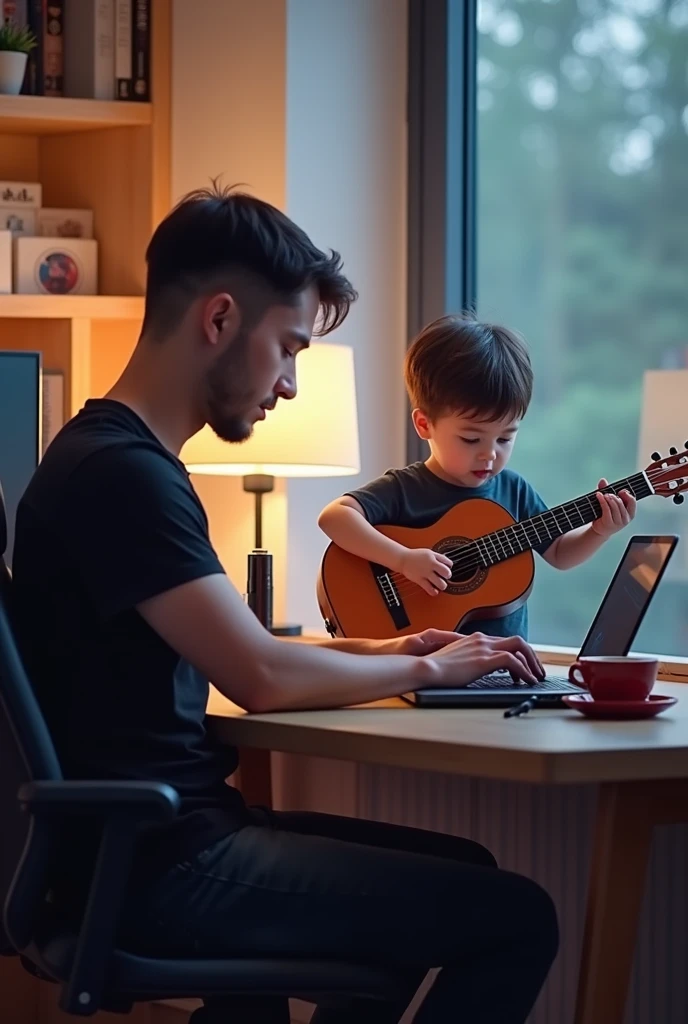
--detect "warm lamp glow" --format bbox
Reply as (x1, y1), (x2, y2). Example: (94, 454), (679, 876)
(180, 342), (360, 478)
(637, 369), (688, 469)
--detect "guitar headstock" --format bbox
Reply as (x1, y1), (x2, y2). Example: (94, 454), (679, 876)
(645, 443), (688, 504)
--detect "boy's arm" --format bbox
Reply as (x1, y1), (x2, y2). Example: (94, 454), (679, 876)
(543, 480), (636, 570)
(318, 496), (453, 597)
(318, 496), (408, 571)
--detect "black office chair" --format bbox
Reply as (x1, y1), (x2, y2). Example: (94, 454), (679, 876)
(0, 482), (400, 1021)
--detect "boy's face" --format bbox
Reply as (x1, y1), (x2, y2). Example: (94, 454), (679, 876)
(413, 408), (520, 487)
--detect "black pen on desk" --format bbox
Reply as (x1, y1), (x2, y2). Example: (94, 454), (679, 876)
(504, 695), (540, 719)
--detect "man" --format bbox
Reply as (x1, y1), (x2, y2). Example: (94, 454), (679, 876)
(12, 185), (558, 1023)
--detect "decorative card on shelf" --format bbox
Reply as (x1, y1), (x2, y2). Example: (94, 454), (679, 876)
(0, 181), (42, 207)
(37, 209), (94, 240)
(0, 207), (37, 237)
(14, 237), (98, 295)
(0, 230), (11, 294)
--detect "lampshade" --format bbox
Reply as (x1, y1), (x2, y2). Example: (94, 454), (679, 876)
(181, 342), (360, 477)
(637, 369), (688, 470)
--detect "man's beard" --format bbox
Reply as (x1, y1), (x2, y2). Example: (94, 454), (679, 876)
(205, 330), (266, 444)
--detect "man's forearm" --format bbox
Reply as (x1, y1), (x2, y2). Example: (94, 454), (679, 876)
(279, 634), (393, 655)
(253, 639), (437, 713)
(138, 574), (541, 716)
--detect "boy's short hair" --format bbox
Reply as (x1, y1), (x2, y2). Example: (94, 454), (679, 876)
(403, 313), (533, 422)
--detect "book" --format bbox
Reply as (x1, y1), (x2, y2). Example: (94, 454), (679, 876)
(2, 1), (28, 26)
(131, 0), (149, 101)
(24, 0), (64, 97)
(115, 0), (132, 99)
(43, 0), (64, 96)
(64, 0), (115, 101)
(41, 369), (64, 456)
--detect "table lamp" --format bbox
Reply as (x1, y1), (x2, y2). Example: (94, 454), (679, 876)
(637, 369), (688, 498)
(181, 342), (360, 635)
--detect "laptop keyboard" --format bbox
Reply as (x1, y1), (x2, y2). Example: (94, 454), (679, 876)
(467, 670), (582, 693)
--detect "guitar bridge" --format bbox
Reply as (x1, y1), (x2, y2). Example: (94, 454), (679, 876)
(370, 563), (411, 631)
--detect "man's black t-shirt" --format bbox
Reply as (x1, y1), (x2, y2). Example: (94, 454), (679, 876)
(11, 399), (249, 887)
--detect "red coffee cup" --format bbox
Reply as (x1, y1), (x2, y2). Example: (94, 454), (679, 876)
(568, 655), (658, 702)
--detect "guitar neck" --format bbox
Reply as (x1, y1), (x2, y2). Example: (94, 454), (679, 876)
(469, 471), (653, 568)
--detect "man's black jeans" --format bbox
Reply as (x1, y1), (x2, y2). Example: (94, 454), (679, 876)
(125, 807), (559, 1022)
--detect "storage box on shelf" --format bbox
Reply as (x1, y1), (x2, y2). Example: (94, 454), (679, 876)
(0, 0), (170, 423)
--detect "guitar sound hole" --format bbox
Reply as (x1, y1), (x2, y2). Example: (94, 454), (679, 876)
(452, 564), (478, 585)
(434, 535), (488, 596)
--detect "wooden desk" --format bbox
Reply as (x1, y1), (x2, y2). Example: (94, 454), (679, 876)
(208, 678), (688, 1024)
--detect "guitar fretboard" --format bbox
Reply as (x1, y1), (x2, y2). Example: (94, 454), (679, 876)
(456, 472), (653, 571)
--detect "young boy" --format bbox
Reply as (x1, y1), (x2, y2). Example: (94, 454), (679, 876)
(318, 313), (636, 640)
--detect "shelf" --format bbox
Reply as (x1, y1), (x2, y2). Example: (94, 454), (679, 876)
(0, 294), (145, 320)
(0, 95), (152, 135)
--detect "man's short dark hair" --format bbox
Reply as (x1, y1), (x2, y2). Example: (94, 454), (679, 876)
(404, 313), (533, 422)
(143, 181), (358, 338)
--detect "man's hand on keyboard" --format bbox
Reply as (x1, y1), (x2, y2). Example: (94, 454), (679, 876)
(426, 632), (546, 687)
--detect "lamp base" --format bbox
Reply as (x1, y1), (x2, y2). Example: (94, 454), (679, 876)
(270, 623), (302, 637)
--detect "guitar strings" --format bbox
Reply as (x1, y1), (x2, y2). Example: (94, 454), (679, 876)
(379, 465), (683, 603)
(386, 479), (645, 597)
(384, 466), (681, 602)
(384, 476), (654, 601)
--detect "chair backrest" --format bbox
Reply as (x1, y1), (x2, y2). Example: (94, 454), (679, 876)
(0, 480), (62, 950)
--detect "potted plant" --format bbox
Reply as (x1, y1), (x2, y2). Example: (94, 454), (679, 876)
(0, 21), (37, 96)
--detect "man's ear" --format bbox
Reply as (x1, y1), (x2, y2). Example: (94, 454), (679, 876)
(412, 408), (433, 440)
(202, 292), (240, 346)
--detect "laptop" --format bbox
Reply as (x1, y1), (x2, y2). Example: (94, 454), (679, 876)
(403, 534), (678, 708)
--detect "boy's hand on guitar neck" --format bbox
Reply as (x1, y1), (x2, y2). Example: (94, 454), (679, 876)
(544, 477), (637, 570)
(399, 547), (454, 596)
(591, 478), (637, 539)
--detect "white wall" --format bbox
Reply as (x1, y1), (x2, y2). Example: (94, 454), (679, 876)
(170, 0), (289, 618)
(285, 0), (408, 628)
(171, 0), (408, 629)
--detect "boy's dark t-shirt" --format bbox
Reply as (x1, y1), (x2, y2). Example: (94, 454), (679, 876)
(346, 462), (554, 641)
(11, 399), (249, 888)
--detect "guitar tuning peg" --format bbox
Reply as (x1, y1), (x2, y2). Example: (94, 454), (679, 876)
(651, 451), (661, 461)
(670, 446), (678, 456)
(673, 494), (685, 505)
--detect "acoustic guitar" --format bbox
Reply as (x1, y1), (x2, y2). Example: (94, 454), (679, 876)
(317, 445), (688, 639)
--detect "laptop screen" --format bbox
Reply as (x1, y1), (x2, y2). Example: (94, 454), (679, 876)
(579, 535), (677, 658)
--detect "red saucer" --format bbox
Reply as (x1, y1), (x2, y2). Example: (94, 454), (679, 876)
(562, 693), (678, 720)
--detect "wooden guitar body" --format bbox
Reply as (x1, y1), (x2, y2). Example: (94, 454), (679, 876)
(317, 498), (535, 639)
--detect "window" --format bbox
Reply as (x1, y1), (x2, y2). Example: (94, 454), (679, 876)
(409, 0), (688, 655)
(477, 0), (688, 656)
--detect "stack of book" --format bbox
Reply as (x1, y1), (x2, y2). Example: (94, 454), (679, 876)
(2, 0), (151, 101)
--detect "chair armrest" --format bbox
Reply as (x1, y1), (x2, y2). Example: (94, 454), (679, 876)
(7, 779), (180, 1016)
(17, 779), (180, 820)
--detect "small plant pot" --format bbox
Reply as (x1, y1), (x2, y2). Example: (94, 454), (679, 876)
(0, 50), (28, 95)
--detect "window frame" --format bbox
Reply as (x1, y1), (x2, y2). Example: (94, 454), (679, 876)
(532, 645), (688, 683)
(406, 0), (477, 464)
(405, 0), (688, 674)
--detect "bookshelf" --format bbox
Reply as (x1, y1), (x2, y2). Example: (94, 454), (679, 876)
(0, 95), (152, 134)
(0, 9), (177, 1021)
(0, 294), (145, 319)
(0, 0), (170, 420)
